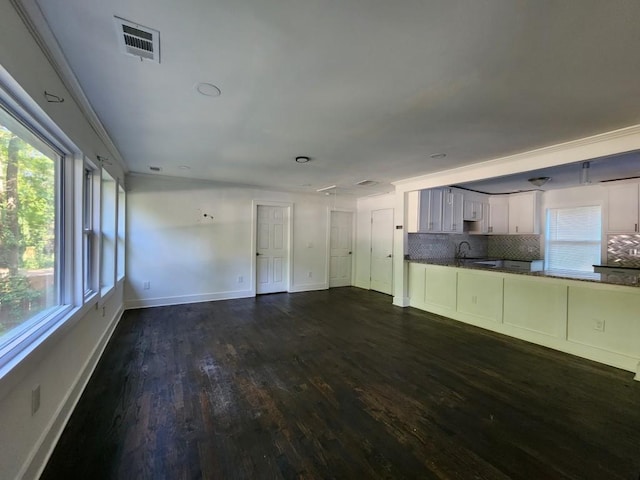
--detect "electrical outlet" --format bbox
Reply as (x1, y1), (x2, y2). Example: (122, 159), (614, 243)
(143, 281), (150, 290)
(32, 385), (40, 415)
(308, 271), (313, 278)
(238, 276), (243, 283)
(593, 319), (605, 332)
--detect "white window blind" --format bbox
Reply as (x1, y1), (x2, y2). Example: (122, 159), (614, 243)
(545, 206), (601, 272)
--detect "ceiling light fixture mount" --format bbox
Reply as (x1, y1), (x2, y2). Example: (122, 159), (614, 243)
(430, 153), (447, 159)
(528, 176), (550, 187)
(195, 82), (221, 97)
(295, 156), (311, 163)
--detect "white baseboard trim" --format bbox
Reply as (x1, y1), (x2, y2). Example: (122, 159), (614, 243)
(288, 283), (328, 293)
(393, 296), (410, 307)
(124, 289), (254, 310)
(21, 305), (125, 480)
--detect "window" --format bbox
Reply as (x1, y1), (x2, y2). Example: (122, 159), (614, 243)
(545, 206), (601, 272)
(0, 104), (63, 354)
(100, 170), (116, 296)
(116, 184), (125, 281)
(82, 163), (98, 297)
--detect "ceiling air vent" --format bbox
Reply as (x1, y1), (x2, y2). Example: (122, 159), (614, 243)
(356, 180), (378, 187)
(114, 17), (160, 63)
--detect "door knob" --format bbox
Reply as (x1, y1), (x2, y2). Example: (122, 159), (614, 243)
(256, 252), (261, 256)
(387, 254), (392, 258)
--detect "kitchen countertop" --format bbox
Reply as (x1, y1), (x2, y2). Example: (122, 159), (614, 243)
(409, 258), (640, 287)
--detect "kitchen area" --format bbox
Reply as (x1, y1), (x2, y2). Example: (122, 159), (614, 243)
(402, 154), (640, 380)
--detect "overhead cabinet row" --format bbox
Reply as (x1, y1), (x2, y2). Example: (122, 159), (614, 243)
(407, 188), (541, 235)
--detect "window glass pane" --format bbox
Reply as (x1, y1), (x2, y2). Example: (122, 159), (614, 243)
(0, 107), (59, 342)
(100, 170), (116, 295)
(116, 185), (125, 280)
(546, 206), (601, 272)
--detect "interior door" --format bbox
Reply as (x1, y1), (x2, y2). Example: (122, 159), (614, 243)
(329, 211), (353, 287)
(256, 205), (288, 294)
(370, 208), (393, 295)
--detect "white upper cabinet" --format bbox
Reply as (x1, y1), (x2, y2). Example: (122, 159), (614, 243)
(421, 188), (444, 232)
(607, 182), (640, 233)
(406, 188), (443, 233)
(463, 198), (484, 221)
(441, 188), (463, 233)
(508, 191), (541, 234)
(487, 196), (509, 234)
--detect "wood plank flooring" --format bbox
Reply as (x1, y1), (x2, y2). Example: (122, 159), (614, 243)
(41, 288), (640, 479)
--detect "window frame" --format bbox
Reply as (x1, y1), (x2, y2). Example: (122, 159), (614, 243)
(544, 205), (602, 272)
(0, 90), (75, 372)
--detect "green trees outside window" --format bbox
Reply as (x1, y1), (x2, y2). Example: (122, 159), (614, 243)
(0, 120), (57, 337)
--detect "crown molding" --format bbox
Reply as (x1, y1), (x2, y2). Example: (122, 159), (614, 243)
(10, 0), (128, 173)
(393, 124), (640, 192)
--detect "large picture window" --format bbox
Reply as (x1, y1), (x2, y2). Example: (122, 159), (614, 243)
(0, 106), (60, 346)
(545, 205), (601, 272)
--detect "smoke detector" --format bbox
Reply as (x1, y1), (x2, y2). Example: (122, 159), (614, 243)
(114, 17), (160, 63)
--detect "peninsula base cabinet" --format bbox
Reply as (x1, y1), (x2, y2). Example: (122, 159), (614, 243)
(407, 263), (640, 379)
(456, 271), (503, 322)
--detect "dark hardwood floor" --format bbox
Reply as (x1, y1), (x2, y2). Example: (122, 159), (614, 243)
(41, 288), (640, 480)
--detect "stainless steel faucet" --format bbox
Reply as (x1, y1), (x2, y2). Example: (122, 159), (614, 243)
(456, 241), (471, 258)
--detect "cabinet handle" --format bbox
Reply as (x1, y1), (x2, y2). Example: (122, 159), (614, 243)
(636, 223), (638, 232)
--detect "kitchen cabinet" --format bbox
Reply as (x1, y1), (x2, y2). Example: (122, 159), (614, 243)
(503, 276), (567, 337)
(607, 182), (639, 233)
(508, 191), (541, 234)
(463, 199), (483, 221)
(487, 196), (509, 234)
(425, 264), (457, 311)
(456, 270), (503, 322)
(420, 188), (443, 232)
(441, 188), (463, 233)
(406, 189), (443, 233)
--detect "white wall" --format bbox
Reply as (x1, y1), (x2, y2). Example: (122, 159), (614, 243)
(125, 175), (356, 308)
(0, 2), (126, 478)
(355, 193), (395, 290)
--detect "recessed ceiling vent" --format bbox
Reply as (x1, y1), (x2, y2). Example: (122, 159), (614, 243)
(356, 180), (378, 187)
(114, 16), (160, 63)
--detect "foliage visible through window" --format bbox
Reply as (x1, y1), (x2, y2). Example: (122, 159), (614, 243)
(100, 170), (116, 295)
(545, 205), (601, 272)
(0, 109), (58, 340)
(117, 184), (125, 280)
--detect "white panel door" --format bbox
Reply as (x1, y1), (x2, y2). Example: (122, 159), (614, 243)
(329, 211), (353, 288)
(256, 205), (288, 294)
(370, 208), (393, 295)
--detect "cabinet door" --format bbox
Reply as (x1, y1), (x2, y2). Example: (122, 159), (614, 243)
(427, 188), (443, 232)
(442, 189), (463, 232)
(488, 196), (509, 234)
(508, 192), (540, 234)
(607, 183), (639, 233)
(457, 270), (504, 322)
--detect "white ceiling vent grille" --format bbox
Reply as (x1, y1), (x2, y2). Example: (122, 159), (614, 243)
(114, 17), (160, 63)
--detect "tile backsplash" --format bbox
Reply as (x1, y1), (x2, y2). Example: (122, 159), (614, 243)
(407, 233), (487, 259)
(408, 233), (541, 261)
(607, 234), (640, 267)
(487, 235), (542, 260)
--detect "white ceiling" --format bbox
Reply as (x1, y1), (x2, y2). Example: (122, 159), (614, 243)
(29, 0), (640, 196)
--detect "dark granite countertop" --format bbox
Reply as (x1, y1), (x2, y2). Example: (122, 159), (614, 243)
(593, 263), (640, 271)
(409, 258), (640, 288)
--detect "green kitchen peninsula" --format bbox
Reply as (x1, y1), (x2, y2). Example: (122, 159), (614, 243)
(408, 261), (640, 379)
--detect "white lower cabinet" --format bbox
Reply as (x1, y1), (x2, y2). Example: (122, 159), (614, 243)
(503, 276), (567, 337)
(456, 270), (503, 322)
(407, 262), (640, 376)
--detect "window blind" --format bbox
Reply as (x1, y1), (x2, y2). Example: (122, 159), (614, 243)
(545, 205), (601, 272)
